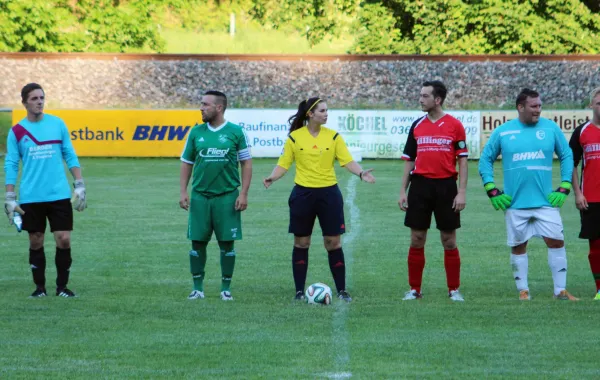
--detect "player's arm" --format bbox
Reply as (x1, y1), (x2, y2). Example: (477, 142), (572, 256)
(59, 121), (86, 211)
(179, 162), (193, 210)
(478, 128), (512, 210)
(235, 130), (252, 211)
(4, 129), (24, 222)
(454, 157), (468, 212)
(398, 121), (418, 211)
(264, 136), (293, 188)
(548, 125), (574, 208)
(179, 129), (196, 210)
(569, 126), (587, 210)
(336, 134), (375, 183)
(453, 123), (469, 212)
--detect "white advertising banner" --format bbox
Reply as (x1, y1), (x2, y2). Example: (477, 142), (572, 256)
(226, 109), (481, 159)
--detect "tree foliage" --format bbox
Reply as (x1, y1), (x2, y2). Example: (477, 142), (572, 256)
(1, 0), (600, 54)
(0, 0), (164, 52)
(351, 0), (600, 54)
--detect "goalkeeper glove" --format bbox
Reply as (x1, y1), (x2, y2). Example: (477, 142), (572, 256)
(71, 179), (87, 212)
(484, 183), (512, 211)
(4, 191), (25, 224)
(548, 181), (571, 208)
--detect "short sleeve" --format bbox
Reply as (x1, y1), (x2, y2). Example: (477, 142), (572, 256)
(454, 121), (468, 157)
(333, 133), (353, 166)
(402, 121), (418, 161)
(237, 129), (252, 161)
(180, 127), (196, 164)
(569, 124), (584, 167)
(277, 136), (295, 169)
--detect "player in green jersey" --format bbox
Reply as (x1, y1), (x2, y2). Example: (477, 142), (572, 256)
(180, 91), (252, 301)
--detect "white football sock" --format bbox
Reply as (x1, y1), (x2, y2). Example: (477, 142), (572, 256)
(510, 253), (529, 291)
(548, 247), (567, 295)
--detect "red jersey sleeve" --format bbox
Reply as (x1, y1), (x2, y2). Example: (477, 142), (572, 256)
(454, 120), (468, 157)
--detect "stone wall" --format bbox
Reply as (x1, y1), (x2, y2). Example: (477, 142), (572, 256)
(1, 57), (599, 109)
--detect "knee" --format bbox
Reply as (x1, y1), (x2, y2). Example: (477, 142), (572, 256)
(441, 236), (457, 250)
(410, 232), (427, 249)
(294, 236), (311, 249)
(324, 236), (341, 251)
(29, 232), (44, 250)
(545, 239), (564, 249)
(55, 232), (71, 249)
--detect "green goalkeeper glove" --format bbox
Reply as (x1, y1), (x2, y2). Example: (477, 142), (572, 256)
(484, 183), (512, 211)
(547, 181), (571, 208)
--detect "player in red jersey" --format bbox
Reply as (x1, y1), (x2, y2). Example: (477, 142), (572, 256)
(398, 81), (468, 301)
(569, 87), (600, 300)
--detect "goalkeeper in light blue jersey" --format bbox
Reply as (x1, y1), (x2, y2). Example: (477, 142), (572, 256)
(3, 83), (87, 298)
(478, 88), (577, 301)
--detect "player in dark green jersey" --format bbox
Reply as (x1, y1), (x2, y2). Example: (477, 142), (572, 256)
(180, 91), (252, 301)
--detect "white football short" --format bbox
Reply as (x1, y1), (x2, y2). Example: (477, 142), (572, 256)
(504, 207), (564, 247)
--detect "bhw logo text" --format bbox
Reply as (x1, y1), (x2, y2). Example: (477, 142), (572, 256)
(133, 126), (191, 141)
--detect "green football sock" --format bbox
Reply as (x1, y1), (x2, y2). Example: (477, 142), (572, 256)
(190, 241), (208, 291)
(218, 241), (235, 292)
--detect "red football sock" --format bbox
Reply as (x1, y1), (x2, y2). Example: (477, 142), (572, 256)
(408, 247), (425, 293)
(589, 239), (600, 291)
(444, 248), (461, 292)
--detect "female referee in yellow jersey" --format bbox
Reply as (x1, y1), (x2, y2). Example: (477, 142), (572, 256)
(263, 97), (375, 302)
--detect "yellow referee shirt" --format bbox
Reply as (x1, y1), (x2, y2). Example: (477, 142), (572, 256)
(277, 126), (354, 188)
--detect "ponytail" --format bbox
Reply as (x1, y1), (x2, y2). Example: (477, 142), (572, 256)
(288, 97), (321, 134)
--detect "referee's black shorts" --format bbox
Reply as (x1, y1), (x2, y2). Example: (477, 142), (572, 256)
(404, 174), (460, 231)
(288, 184), (345, 237)
(579, 202), (600, 240)
(21, 198), (73, 233)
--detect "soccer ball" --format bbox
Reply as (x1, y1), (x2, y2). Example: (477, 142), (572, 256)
(305, 283), (332, 305)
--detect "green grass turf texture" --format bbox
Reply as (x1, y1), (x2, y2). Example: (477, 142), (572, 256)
(0, 158), (598, 379)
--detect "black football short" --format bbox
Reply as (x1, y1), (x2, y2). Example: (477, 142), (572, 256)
(288, 184), (345, 237)
(404, 174), (460, 231)
(579, 202), (600, 240)
(21, 199), (73, 233)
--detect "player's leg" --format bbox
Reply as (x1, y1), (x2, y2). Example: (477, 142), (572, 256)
(188, 240), (208, 299)
(289, 185), (317, 300)
(505, 208), (533, 300)
(403, 229), (427, 300)
(212, 190), (242, 301)
(48, 199), (75, 297)
(439, 230), (463, 301)
(535, 207), (578, 300)
(293, 235), (311, 300)
(188, 193), (212, 299)
(317, 185), (350, 301)
(403, 175), (434, 300)
(589, 239), (600, 300)
(579, 203), (600, 299)
(434, 178), (463, 301)
(217, 241), (235, 301)
(510, 242), (530, 300)
(21, 202), (48, 297)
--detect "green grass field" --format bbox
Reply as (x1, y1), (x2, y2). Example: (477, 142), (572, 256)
(161, 28), (353, 54)
(0, 159), (599, 379)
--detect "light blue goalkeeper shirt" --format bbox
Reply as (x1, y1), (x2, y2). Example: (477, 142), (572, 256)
(478, 117), (573, 210)
(4, 114), (80, 204)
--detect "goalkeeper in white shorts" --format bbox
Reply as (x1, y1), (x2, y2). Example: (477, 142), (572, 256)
(478, 88), (578, 301)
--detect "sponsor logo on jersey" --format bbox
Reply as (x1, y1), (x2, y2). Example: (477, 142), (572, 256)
(199, 147), (230, 158)
(512, 149), (546, 161)
(199, 137), (204, 142)
(416, 136), (452, 145)
(584, 144), (600, 153)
